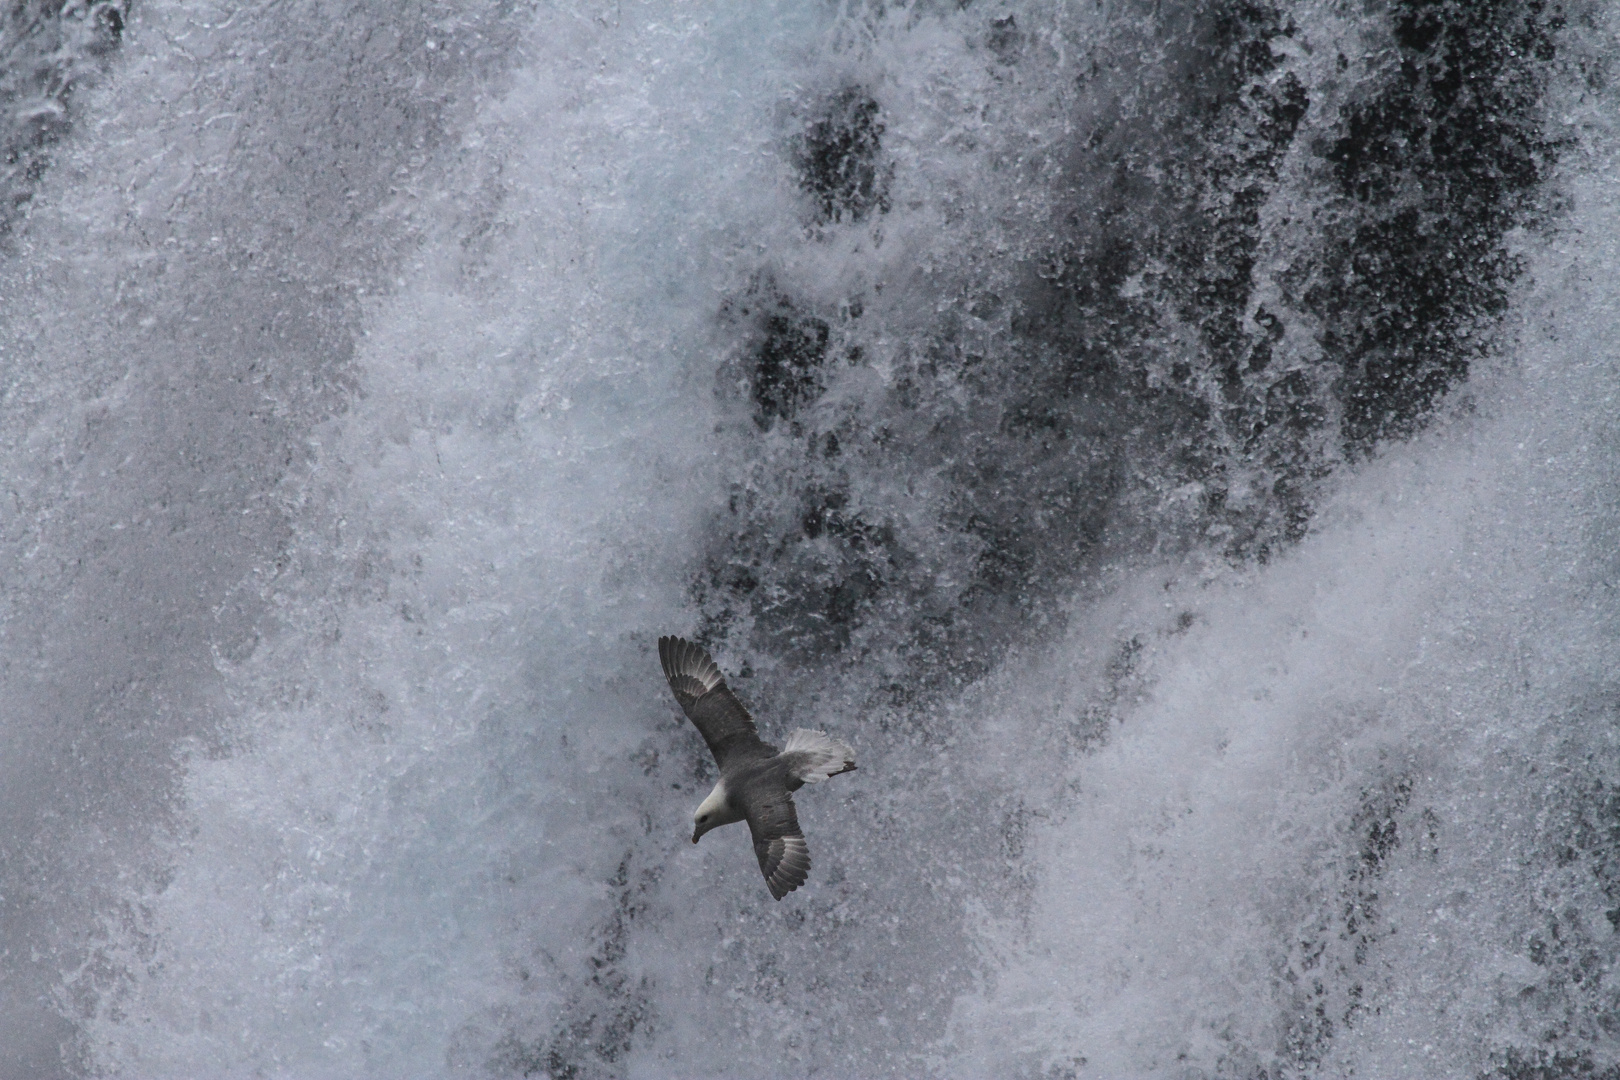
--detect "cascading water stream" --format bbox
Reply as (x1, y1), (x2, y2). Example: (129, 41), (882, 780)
(0, 1), (1615, 1077)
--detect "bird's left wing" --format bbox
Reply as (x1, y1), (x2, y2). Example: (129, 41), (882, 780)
(741, 788), (811, 900)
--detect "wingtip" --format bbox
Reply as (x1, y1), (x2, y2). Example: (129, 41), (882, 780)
(763, 836), (811, 900)
(660, 635), (725, 698)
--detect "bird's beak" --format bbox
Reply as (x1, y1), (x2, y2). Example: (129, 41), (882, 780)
(691, 831), (700, 844)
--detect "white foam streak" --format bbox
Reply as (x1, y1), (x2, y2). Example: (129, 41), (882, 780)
(945, 167), (1620, 1078)
(33, 1), (1617, 1076)
(82, 3), (820, 1075)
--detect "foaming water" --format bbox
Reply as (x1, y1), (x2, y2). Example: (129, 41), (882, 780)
(946, 176), (1620, 1074)
(0, 0), (527, 1071)
(0, 0), (1613, 1076)
(76, 4), (835, 1075)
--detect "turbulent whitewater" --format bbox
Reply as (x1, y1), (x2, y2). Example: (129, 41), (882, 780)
(0, 0), (1616, 1076)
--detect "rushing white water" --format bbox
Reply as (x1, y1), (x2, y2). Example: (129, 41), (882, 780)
(945, 186), (1620, 1077)
(0, 0), (1616, 1077)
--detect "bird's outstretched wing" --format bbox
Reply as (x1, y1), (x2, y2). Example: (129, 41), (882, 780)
(742, 788), (811, 900)
(658, 636), (766, 767)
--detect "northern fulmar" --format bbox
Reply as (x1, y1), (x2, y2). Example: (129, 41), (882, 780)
(658, 636), (856, 899)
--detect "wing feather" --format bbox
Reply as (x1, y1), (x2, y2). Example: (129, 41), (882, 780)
(658, 636), (765, 767)
(742, 789), (810, 900)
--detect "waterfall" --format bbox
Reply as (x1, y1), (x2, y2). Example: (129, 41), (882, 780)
(0, 1), (1615, 1076)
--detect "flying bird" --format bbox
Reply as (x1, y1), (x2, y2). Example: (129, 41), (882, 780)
(658, 635), (856, 899)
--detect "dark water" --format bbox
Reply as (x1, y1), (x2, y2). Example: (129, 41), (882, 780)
(0, 1), (1616, 1076)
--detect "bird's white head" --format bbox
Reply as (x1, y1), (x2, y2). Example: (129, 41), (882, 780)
(691, 779), (738, 844)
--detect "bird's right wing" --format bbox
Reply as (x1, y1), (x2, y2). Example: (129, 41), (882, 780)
(658, 636), (765, 766)
(742, 789), (811, 901)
